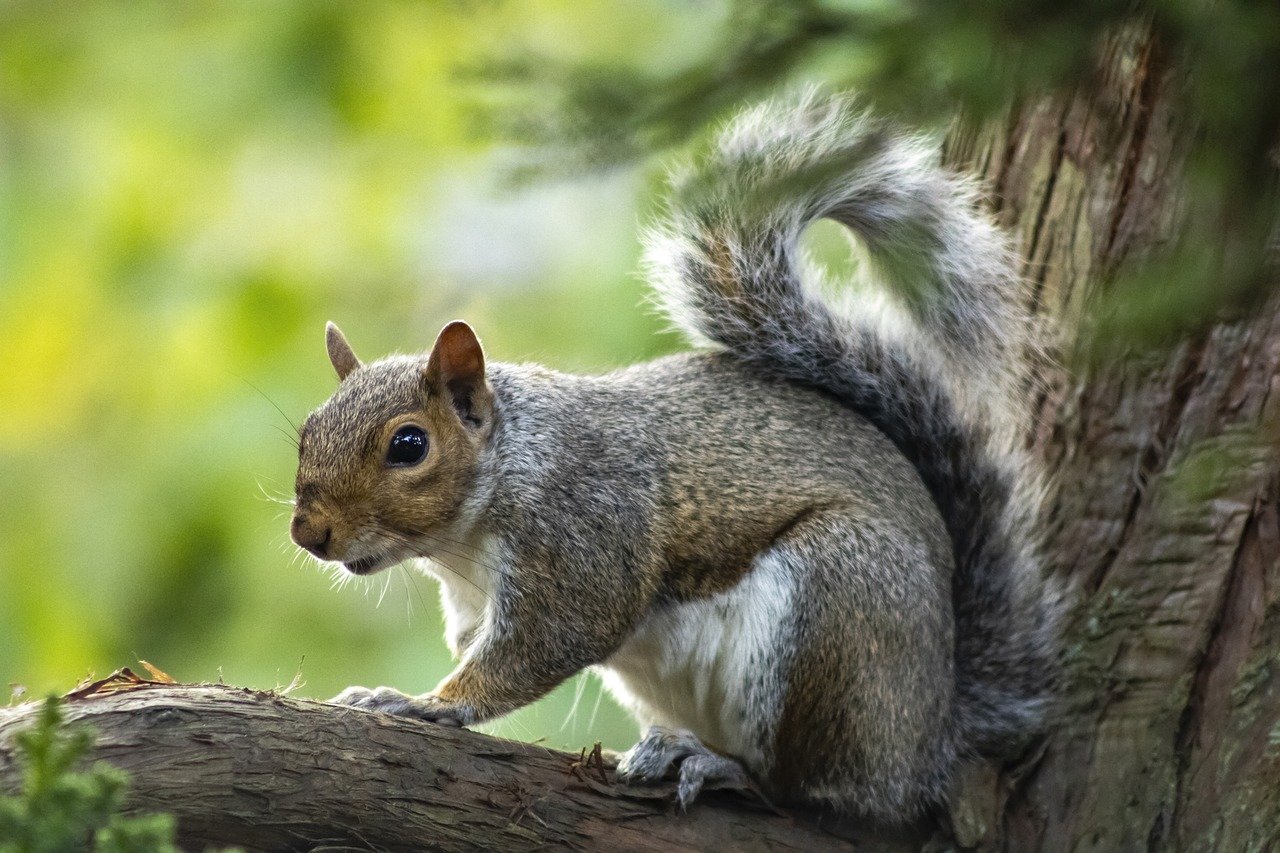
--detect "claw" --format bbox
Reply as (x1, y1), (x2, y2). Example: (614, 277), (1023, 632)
(676, 752), (750, 810)
(617, 726), (702, 783)
(676, 770), (704, 812)
(618, 726), (751, 811)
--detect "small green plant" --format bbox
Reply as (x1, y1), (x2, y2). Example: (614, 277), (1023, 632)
(0, 697), (177, 853)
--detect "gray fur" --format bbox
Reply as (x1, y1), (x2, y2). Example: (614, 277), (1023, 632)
(295, 92), (1058, 824)
(642, 91), (1058, 758)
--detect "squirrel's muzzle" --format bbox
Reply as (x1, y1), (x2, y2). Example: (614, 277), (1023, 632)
(291, 513), (332, 559)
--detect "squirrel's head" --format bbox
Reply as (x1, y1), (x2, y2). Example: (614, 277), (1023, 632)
(289, 320), (493, 575)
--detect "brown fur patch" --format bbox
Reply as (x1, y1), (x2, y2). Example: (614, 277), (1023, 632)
(291, 348), (493, 564)
(704, 233), (744, 301)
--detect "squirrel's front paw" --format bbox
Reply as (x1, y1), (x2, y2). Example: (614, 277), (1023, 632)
(329, 685), (474, 727)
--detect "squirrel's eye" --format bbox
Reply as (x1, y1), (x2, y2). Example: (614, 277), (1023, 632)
(386, 425), (428, 467)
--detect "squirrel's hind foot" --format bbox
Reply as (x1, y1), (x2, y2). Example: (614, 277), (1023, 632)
(617, 725), (751, 811)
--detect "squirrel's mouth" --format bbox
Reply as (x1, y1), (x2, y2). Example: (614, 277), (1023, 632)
(343, 553), (391, 575)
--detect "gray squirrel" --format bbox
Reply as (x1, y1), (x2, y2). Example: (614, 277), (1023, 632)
(290, 92), (1059, 821)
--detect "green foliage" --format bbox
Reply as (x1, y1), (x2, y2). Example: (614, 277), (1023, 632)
(0, 698), (177, 853)
(480, 0), (1280, 348)
(474, 0), (849, 176)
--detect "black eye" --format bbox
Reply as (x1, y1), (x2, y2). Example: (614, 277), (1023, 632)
(386, 425), (428, 467)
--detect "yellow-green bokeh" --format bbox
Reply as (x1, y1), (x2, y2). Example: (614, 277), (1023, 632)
(0, 1), (723, 751)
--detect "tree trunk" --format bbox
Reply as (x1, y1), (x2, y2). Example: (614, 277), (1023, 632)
(944, 26), (1280, 852)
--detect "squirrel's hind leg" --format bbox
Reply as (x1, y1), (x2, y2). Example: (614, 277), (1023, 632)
(617, 725), (751, 810)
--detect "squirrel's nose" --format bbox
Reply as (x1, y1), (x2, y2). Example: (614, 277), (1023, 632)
(291, 514), (332, 559)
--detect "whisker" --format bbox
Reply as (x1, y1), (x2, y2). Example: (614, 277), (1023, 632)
(395, 527), (504, 574)
(588, 674), (606, 732)
(420, 537), (507, 580)
(419, 531), (514, 576)
(241, 377), (302, 438)
(561, 672), (589, 733)
(417, 545), (500, 607)
(255, 480), (297, 507)
(427, 531), (555, 584)
(399, 565), (432, 624)
(272, 424), (301, 451)
(397, 568), (414, 625)
(377, 530), (498, 607)
(376, 572), (393, 609)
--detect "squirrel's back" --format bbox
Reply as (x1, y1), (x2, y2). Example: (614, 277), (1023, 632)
(488, 351), (952, 598)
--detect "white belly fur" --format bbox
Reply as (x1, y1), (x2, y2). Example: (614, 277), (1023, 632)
(599, 552), (796, 769)
(412, 534), (498, 658)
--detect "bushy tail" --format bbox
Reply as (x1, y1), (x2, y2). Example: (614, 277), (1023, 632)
(644, 92), (1057, 755)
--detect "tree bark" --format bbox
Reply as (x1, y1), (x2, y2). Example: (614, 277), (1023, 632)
(944, 26), (1280, 852)
(0, 683), (896, 852)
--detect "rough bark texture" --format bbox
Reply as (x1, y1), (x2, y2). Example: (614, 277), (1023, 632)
(944, 26), (1280, 852)
(0, 684), (888, 852)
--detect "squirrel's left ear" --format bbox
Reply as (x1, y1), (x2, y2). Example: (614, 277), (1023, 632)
(426, 320), (492, 428)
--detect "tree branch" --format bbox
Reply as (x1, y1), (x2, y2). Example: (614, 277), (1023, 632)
(0, 684), (889, 851)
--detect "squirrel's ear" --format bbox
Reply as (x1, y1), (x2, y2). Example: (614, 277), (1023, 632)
(326, 322), (362, 380)
(426, 320), (491, 428)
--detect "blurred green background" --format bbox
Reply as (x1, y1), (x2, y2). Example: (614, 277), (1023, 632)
(0, 1), (735, 752)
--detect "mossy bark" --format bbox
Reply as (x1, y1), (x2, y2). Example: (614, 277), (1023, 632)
(945, 26), (1280, 852)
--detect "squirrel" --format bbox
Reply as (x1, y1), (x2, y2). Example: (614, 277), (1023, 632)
(290, 91), (1058, 822)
